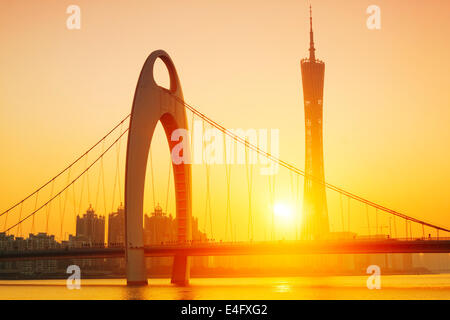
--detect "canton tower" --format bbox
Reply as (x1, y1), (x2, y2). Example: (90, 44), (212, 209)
(300, 6), (329, 239)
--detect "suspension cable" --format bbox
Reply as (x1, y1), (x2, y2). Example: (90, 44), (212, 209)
(94, 142), (104, 211)
(202, 121), (213, 239)
(347, 197), (350, 232)
(172, 95), (450, 233)
(149, 148), (156, 210)
(59, 167), (71, 241)
(16, 202), (23, 237)
(223, 133), (233, 241)
(31, 191), (39, 234)
(339, 193), (345, 232)
(245, 139), (254, 241)
(269, 175), (276, 240)
(3, 128), (129, 233)
(375, 208), (379, 234)
(165, 161), (171, 214)
(0, 114), (130, 217)
(365, 204), (370, 237)
(45, 179), (55, 233)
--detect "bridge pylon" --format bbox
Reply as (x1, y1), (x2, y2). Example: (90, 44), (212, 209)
(125, 50), (192, 286)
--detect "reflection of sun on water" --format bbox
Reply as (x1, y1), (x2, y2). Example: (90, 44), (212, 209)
(274, 280), (291, 293)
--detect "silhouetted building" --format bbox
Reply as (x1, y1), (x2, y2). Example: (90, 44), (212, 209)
(74, 206), (106, 272)
(144, 205), (208, 270)
(301, 7), (329, 239)
(27, 233), (59, 250)
(143, 204), (207, 245)
(106, 204), (126, 272)
(76, 205), (105, 245)
(0, 232), (14, 251)
(144, 204), (176, 245)
(108, 204), (125, 246)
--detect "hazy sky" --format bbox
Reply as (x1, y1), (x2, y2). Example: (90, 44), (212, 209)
(0, 0), (449, 240)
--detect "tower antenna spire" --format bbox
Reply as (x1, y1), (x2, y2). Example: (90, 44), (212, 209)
(309, 5), (316, 61)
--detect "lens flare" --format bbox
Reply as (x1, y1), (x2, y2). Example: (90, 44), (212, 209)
(273, 203), (294, 223)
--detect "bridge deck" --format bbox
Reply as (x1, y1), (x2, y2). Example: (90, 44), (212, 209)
(1, 240), (450, 261)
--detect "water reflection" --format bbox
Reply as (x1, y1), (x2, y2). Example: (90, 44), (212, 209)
(274, 281), (291, 293)
(176, 287), (196, 300)
(123, 285), (147, 300)
(1, 275), (450, 300)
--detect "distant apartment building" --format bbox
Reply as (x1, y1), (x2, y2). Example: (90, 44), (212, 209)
(106, 204), (126, 273)
(144, 204), (208, 270)
(18, 233), (58, 276)
(0, 233), (59, 276)
(73, 205), (106, 271)
(144, 204), (176, 245)
(0, 232), (14, 251)
(0, 232), (59, 251)
(108, 204), (125, 246)
(13, 237), (28, 251)
(0, 233), (17, 274)
(143, 204), (207, 244)
(75, 205), (105, 245)
(27, 233), (59, 250)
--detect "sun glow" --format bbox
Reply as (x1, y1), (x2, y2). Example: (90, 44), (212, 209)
(273, 203), (294, 223)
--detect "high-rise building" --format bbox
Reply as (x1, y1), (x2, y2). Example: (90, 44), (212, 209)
(76, 205), (105, 245)
(27, 233), (59, 250)
(143, 204), (206, 245)
(143, 205), (208, 270)
(108, 204), (125, 246)
(300, 7), (329, 239)
(144, 204), (176, 245)
(0, 232), (15, 251)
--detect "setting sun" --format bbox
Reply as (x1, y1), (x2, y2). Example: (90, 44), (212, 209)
(273, 203), (294, 223)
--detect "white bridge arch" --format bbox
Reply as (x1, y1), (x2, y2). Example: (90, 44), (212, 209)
(125, 50), (192, 285)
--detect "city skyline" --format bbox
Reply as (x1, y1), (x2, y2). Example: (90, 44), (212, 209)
(1, 0), (450, 303)
(0, 0), (449, 243)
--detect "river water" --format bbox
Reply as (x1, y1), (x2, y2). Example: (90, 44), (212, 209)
(1, 275), (449, 300)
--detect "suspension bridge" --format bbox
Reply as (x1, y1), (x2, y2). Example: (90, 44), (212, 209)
(0, 50), (449, 285)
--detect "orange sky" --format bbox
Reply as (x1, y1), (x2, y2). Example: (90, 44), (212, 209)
(0, 0), (449, 241)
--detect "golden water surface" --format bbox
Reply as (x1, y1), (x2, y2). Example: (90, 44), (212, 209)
(1, 275), (450, 300)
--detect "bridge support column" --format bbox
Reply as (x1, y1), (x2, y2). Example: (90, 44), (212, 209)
(126, 248), (147, 285)
(171, 255), (190, 285)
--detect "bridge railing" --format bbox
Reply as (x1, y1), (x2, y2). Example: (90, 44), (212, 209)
(4, 237), (450, 254)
